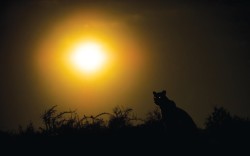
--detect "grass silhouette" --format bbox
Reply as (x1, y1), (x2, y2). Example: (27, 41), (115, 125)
(0, 105), (249, 154)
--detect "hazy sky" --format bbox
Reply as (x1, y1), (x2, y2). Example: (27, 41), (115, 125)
(0, 0), (250, 130)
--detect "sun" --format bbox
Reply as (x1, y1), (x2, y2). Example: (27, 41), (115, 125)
(70, 42), (107, 74)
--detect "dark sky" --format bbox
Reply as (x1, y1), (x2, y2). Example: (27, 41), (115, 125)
(0, 0), (250, 130)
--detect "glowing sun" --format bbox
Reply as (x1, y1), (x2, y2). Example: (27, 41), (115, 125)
(70, 42), (107, 73)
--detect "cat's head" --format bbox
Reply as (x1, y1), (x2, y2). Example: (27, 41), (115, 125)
(153, 90), (167, 106)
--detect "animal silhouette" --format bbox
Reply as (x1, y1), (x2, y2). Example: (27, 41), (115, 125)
(153, 90), (197, 134)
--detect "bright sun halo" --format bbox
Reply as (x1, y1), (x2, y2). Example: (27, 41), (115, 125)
(70, 42), (107, 73)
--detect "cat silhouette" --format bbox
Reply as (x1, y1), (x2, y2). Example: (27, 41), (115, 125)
(153, 90), (197, 134)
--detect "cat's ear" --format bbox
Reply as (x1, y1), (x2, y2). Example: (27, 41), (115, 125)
(153, 91), (156, 95)
(162, 90), (166, 95)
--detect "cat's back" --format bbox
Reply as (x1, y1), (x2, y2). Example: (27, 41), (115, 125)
(176, 107), (197, 129)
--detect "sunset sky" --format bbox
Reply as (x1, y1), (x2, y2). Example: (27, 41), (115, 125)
(0, 0), (249, 130)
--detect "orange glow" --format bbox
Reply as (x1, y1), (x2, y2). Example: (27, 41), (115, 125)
(33, 10), (146, 113)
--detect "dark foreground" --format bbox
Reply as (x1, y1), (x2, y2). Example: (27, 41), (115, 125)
(1, 106), (249, 155)
(1, 127), (249, 155)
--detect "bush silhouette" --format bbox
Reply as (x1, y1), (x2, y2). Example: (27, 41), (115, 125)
(108, 106), (134, 129)
(143, 107), (164, 130)
(204, 106), (250, 150)
(18, 122), (36, 137)
(205, 106), (232, 130)
(0, 104), (249, 154)
(40, 105), (78, 135)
